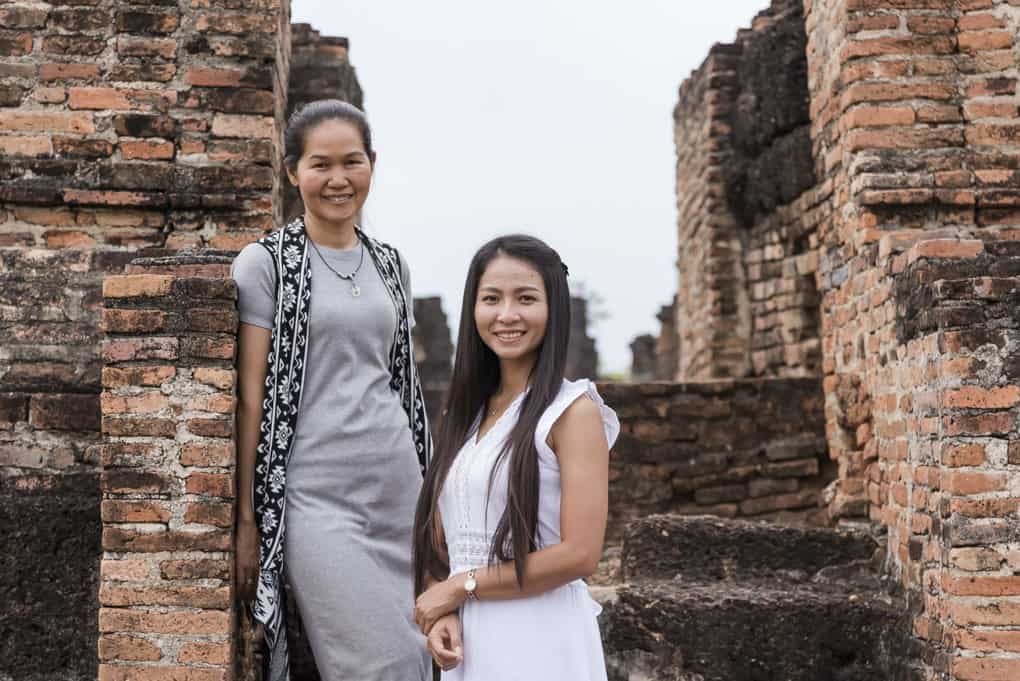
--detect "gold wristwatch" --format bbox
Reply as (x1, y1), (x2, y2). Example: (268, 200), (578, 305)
(464, 569), (478, 600)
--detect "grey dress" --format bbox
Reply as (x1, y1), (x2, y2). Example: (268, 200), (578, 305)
(233, 238), (431, 681)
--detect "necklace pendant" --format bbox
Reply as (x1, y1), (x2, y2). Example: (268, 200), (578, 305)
(350, 283), (361, 298)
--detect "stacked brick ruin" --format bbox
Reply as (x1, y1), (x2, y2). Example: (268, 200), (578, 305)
(0, 4), (372, 679)
(659, 0), (1020, 678)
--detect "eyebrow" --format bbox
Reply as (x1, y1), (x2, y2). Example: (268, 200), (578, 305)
(307, 151), (366, 160)
(479, 285), (542, 293)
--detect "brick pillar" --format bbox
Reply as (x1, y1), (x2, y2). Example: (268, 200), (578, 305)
(803, 1), (1020, 678)
(99, 253), (238, 680)
(674, 43), (751, 380)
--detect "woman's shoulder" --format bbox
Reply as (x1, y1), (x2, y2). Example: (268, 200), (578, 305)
(232, 240), (274, 276)
(538, 379), (620, 452)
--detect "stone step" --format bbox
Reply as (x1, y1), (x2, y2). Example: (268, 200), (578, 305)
(622, 514), (881, 583)
(598, 578), (910, 681)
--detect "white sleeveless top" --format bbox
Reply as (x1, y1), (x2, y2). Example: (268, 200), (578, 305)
(439, 378), (620, 575)
(437, 378), (620, 681)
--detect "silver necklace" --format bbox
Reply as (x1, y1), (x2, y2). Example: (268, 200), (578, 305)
(309, 236), (365, 297)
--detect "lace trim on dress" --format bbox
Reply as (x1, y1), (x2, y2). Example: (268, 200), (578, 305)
(449, 529), (495, 573)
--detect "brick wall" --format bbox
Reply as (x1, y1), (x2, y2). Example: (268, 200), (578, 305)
(800, 2), (1020, 679)
(99, 253), (238, 680)
(598, 378), (831, 540)
(673, 0), (822, 381)
(668, 2), (1020, 677)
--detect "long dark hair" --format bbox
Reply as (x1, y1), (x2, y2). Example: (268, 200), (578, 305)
(413, 235), (571, 594)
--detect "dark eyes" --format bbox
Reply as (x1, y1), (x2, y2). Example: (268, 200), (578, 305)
(480, 295), (537, 303)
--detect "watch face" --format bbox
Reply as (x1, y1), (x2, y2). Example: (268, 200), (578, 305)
(465, 577), (477, 592)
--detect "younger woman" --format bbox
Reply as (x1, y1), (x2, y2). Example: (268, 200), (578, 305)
(412, 235), (619, 680)
(233, 100), (431, 681)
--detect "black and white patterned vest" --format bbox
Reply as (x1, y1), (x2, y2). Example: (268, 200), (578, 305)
(249, 217), (432, 680)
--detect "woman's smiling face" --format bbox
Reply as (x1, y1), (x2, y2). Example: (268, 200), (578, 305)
(474, 254), (549, 363)
(287, 118), (374, 230)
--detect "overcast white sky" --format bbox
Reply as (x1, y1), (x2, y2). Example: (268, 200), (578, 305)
(292, 0), (768, 375)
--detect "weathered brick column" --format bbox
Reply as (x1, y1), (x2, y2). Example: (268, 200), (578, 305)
(99, 253), (237, 680)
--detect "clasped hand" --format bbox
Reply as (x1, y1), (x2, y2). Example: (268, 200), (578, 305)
(415, 575), (468, 671)
(414, 573), (466, 635)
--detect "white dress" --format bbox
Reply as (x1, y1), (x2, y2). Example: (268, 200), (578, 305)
(437, 379), (621, 681)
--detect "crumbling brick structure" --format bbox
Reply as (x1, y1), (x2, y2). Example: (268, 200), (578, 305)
(652, 1), (1020, 678)
(0, 5), (371, 678)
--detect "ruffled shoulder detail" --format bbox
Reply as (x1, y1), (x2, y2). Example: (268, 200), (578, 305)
(535, 379), (620, 465)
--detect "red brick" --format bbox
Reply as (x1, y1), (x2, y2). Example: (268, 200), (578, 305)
(950, 599), (1020, 626)
(950, 497), (1020, 517)
(184, 501), (232, 527)
(944, 412), (1014, 436)
(44, 231), (97, 248)
(53, 137), (114, 159)
(29, 394), (100, 431)
(187, 308), (238, 333)
(0, 111), (94, 134)
(964, 102), (1019, 120)
(846, 15), (900, 32)
(102, 366), (176, 388)
(958, 14), (1006, 31)
(958, 30), (1015, 52)
(0, 31), (32, 56)
(116, 36), (177, 59)
(843, 105), (915, 128)
(186, 336), (236, 360)
(97, 442), (159, 467)
(99, 608), (230, 635)
(39, 63), (100, 81)
(192, 393), (235, 414)
(98, 634), (161, 662)
(181, 441), (233, 466)
(160, 559), (229, 581)
(102, 416), (177, 438)
(906, 16), (956, 35)
(115, 9), (179, 34)
(101, 469), (172, 494)
(101, 392), (169, 416)
(844, 35), (954, 59)
(178, 641), (231, 665)
(944, 386), (1020, 409)
(955, 628), (1020, 653)
(185, 472), (233, 498)
(953, 656), (1018, 681)
(943, 471), (1007, 495)
(0, 6), (49, 28)
(34, 87), (66, 104)
(102, 337), (178, 362)
(103, 527), (230, 552)
(103, 274), (175, 298)
(42, 35), (106, 55)
(195, 12), (274, 34)
(193, 368), (234, 390)
(946, 575), (1020, 596)
(940, 442), (987, 467)
(63, 189), (167, 207)
(967, 124), (1020, 146)
(120, 139), (175, 160)
(211, 114), (274, 139)
(99, 665), (227, 681)
(101, 309), (169, 333)
(100, 559), (151, 582)
(101, 500), (171, 523)
(185, 67), (245, 87)
(99, 584), (230, 609)
(0, 135), (52, 157)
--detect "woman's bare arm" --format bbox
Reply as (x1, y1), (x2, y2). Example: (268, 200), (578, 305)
(414, 396), (608, 630)
(236, 322), (271, 522)
(235, 322), (271, 600)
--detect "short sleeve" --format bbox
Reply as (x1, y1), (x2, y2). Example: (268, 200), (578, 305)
(398, 249), (415, 329)
(535, 379), (620, 465)
(231, 243), (276, 330)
